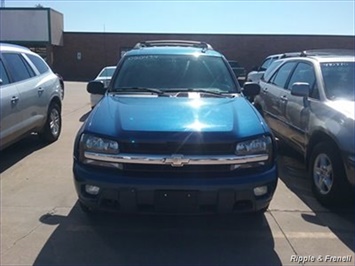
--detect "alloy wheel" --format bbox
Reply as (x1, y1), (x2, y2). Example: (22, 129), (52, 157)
(313, 153), (333, 195)
(49, 108), (60, 137)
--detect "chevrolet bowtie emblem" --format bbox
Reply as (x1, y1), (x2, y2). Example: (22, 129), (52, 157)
(164, 154), (189, 167)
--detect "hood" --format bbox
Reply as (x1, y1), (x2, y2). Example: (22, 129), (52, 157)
(86, 94), (267, 140)
(326, 100), (355, 120)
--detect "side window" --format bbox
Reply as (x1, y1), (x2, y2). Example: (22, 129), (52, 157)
(26, 54), (50, 74)
(288, 62), (319, 99)
(0, 60), (10, 85)
(2, 53), (35, 82)
(262, 60), (283, 82)
(269, 62), (297, 88)
(287, 62), (316, 90)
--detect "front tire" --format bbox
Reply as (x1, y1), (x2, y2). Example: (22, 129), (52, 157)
(39, 103), (62, 143)
(310, 142), (349, 206)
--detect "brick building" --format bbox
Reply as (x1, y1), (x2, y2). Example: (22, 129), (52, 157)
(52, 32), (355, 81)
(1, 8), (354, 81)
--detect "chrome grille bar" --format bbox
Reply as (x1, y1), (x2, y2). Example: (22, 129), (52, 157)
(84, 152), (269, 167)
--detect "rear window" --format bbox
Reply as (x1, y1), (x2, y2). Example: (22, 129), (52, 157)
(113, 54), (238, 93)
(26, 54), (50, 74)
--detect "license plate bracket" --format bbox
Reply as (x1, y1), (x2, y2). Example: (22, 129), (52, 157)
(155, 190), (198, 212)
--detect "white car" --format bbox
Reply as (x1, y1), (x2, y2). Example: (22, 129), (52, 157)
(90, 66), (116, 108)
(246, 52), (300, 83)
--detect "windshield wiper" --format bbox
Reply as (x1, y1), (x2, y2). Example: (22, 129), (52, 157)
(167, 88), (234, 98)
(111, 87), (169, 96)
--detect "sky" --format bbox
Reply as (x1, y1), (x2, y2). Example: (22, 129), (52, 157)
(3, 0), (355, 36)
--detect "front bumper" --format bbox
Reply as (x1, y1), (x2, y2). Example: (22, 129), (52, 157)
(73, 161), (278, 214)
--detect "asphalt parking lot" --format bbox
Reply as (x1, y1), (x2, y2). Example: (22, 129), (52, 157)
(1, 81), (354, 266)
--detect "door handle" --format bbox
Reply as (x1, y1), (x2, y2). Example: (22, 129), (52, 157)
(280, 95), (288, 102)
(11, 96), (19, 104)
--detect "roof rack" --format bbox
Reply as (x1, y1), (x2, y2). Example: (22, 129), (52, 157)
(280, 52), (302, 58)
(300, 49), (354, 57)
(134, 40), (213, 51)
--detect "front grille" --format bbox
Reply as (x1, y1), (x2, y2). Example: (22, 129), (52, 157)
(120, 142), (235, 155)
(122, 163), (232, 173)
(121, 163), (271, 176)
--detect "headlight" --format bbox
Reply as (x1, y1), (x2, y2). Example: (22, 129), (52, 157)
(81, 133), (119, 154)
(236, 136), (272, 156)
(79, 134), (120, 168)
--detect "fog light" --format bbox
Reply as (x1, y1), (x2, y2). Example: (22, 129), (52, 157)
(253, 186), (268, 196)
(85, 185), (100, 195)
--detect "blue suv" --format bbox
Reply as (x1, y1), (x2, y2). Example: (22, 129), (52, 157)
(73, 40), (278, 214)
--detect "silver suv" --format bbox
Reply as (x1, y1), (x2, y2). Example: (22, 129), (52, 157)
(247, 52), (301, 83)
(254, 49), (354, 206)
(0, 43), (62, 150)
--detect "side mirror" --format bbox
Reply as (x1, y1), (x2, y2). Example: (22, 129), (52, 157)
(291, 82), (310, 97)
(87, 80), (106, 95)
(242, 82), (260, 97)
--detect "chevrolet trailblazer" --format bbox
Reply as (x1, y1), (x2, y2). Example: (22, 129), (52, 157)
(73, 40), (278, 214)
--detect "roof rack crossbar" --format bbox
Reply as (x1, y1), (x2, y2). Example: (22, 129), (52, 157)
(134, 40), (213, 50)
(300, 49), (354, 57)
(280, 52), (302, 58)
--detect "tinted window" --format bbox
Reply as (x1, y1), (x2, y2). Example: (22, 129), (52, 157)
(321, 62), (355, 101)
(0, 60), (10, 85)
(262, 60), (284, 81)
(27, 54), (49, 74)
(287, 62), (316, 90)
(3, 53), (35, 82)
(270, 62), (297, 88)
(113, 55), (237, 92)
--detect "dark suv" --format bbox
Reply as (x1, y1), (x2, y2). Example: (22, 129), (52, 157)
(254, 49), (354, 205)
(73, 40), (278, 214)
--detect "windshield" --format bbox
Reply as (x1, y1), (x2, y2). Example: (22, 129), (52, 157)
(321, 62), (354, 101)
(112, 55), (238, 93)
(260, 58), (272, 71)
(99, 67), (116, 78)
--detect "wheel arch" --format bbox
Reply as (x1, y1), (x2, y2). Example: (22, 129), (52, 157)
(49, 96), (62, 112)
(306, 131), (340, 169)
